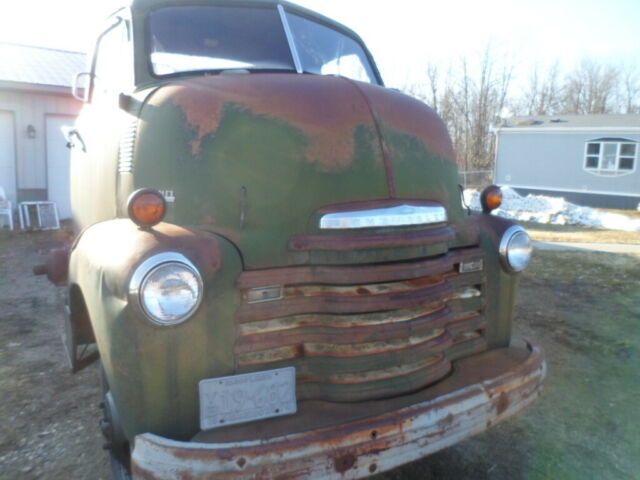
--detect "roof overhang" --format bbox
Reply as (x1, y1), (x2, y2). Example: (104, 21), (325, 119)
(496, 126), (640, 135)
(0, 80), (80, 97)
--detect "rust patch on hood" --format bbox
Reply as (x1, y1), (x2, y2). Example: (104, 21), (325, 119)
(154, 74), (377, 171)
(355, 83), (456, 161)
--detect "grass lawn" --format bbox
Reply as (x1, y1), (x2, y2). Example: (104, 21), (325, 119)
(521, 221), (640, 245)
(598, 208), (640, 219)
(506, 251), (640, 479)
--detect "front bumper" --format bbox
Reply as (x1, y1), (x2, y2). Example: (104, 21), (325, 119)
(132, 339), (545, 479)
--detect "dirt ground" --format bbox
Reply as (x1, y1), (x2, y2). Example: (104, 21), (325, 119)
(1, 230), (639, 479)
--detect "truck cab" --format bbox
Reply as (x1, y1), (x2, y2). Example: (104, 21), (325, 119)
(54, 1), (545, 478)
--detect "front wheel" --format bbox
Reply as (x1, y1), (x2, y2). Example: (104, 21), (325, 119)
(99, 364), (132, 480)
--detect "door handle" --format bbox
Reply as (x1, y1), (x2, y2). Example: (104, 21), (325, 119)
(65, 129), (87, 153)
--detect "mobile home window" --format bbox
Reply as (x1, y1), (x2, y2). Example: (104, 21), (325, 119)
(584, 141), (637, 175)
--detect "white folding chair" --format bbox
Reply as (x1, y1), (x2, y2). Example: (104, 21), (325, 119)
(0, 186), (14, 231)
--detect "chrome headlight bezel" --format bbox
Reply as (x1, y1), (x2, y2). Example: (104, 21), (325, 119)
(499, 225), (532, 273)
(129, 252), (203, 326)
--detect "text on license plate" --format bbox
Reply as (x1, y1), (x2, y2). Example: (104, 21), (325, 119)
(199, 367), (297, 430)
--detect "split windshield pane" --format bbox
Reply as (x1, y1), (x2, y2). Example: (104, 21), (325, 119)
(149, 6), (295, 75)
(285, 13), (377, 84)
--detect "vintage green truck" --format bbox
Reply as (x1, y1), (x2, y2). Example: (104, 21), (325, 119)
(38, 0), (545, 478)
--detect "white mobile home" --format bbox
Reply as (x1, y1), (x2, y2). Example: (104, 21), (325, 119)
(0, 42), (86, 221)
(494, 115), (640, 209)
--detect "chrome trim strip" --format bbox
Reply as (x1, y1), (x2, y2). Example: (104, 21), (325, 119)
(128, 252), (203, 326)
(459, 258), (484, 274)
(245, 285), (284, 304)
(278, 5), (303, 74)
(320, 205), (448, 230)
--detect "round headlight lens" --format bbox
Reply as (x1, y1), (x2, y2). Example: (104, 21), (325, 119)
(500, 226), (532, 273)
(140, 262), (202, 325)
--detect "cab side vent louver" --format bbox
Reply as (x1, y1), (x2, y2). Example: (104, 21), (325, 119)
(118, 119), (138, 174)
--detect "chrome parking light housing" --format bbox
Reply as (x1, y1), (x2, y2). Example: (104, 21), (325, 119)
(499, 225), (533, 273)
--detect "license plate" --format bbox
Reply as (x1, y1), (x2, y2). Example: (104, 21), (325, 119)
(199, 367), (297, 430)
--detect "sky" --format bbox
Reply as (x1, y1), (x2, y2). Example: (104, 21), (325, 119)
(0, 0), (639, 90)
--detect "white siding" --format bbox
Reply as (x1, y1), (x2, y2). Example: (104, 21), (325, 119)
(0, 110), (17, 205)
(496, 131), (640, 197)
(0, 90), (82, 199)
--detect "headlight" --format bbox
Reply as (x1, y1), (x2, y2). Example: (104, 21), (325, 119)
(129, 253), (203, 325)
(499, 225), (532, 273)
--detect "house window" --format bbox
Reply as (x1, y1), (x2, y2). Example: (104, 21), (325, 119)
(584, 139), (637, 176)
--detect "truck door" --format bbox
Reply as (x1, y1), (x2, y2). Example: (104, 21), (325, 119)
(71, 16), (134, 230)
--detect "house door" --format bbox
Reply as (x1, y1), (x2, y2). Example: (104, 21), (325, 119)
(46, 115), (76, 220)
(0, 111), (17, 206)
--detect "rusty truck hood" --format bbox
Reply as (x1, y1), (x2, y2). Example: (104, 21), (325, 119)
(134, 74), (475, 268)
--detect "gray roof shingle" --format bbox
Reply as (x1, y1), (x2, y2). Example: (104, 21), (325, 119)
(501, 114), (640, 129)
(0, 42), (87, 88)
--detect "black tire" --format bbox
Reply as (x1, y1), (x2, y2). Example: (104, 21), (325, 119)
(109, 453), (132, 480)
(100, 363), (132, 480)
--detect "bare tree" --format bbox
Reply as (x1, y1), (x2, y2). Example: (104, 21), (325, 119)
(519, 62), (562, 115)
(405, 46), (514, 171)
(619, 65), (640, 114)
(450, 46), (514, 170)
(562, 59), (619, 114)
(426, 62), (439, 113)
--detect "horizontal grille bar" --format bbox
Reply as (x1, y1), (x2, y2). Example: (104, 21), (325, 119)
(297, 354), (452, 402)
(237, 309), (453, 356)
(238, 248), (482, 288)
(237, 281), (455, 323)
(447, 332), (488, 361)
(238, 331), (452, 373)
(310, 354), (448, 384)
(288, 225), (455, 251)
(239, 305), (447, 334)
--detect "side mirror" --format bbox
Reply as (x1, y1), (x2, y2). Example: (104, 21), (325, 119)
(63, 127), (87, 152)
(72, 72), (92, 102)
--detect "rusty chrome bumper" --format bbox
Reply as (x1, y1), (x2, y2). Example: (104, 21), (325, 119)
(131, 339), (545, 480)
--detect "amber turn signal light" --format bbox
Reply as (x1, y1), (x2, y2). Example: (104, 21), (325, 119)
(480, 185), (503, 213)
(127, 189), (166, 228)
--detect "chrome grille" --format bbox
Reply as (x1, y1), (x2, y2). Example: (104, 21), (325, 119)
(235, 248), (486, 402)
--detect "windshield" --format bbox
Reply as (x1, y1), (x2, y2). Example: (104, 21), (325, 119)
(148, 6), (379, 84)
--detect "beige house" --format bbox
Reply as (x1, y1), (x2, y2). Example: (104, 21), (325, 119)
(0, 42), (86, 221)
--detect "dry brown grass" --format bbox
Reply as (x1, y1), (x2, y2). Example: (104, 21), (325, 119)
(596, 207), (640, 219)
(522, 221), (640, 244)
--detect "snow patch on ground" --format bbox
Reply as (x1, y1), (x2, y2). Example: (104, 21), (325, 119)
(463, 187), (640, 232)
